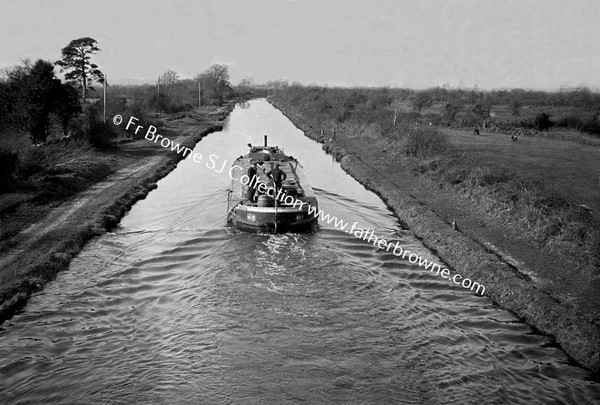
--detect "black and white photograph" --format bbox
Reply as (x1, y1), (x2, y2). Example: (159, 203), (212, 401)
(1, 0), (599, 403)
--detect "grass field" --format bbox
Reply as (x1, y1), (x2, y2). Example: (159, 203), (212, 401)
(439, 127), (600, 221)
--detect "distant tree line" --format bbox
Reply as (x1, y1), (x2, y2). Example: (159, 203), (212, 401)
(271, 84), (600, 137)
(105, 64), (265, 120)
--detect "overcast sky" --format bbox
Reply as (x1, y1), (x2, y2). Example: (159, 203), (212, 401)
(1, 0), (599, 90)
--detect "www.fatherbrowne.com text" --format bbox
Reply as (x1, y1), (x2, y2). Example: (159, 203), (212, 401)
(115, 115), (485, 296)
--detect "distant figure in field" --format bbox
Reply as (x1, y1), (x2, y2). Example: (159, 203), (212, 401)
(247, 162), (258, 202)
(473, 127), (480, 136)
(267, 163), (287, 191)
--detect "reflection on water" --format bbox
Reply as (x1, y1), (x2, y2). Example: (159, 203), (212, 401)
(1, 100), (599, 404)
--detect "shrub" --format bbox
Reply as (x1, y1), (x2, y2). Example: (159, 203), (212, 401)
(399, 126), (449, 157)
(344, 91), (368, 110)
(13, 141), (113, 198)
(80, 105), (117, 148)
(581, 114), (600, 136)
(16, 146), (47, 180)
(146, 93), (188, 113)
(556, 114), (584, 130)
(0, 148), (19, 192)
(420, 114), (444, 125)
(458, 111), (479, 127)
(470, 166), (515, 187)
(443, 165), (471, 185)
(392, 112), (419, 125)
(534, 112), (554, 131)
(533, 188), (570, 212)
(442, 103), (462, 125)
(87, 121), (117, 149)
(354, 105), (393, 129)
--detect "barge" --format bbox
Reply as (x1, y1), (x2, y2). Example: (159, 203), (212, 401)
(226, 136), (318, 233)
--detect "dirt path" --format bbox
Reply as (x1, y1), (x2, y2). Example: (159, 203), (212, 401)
(0, 104), (234, 323)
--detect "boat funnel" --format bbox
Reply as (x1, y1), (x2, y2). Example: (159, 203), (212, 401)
(264, 135), (268, 147)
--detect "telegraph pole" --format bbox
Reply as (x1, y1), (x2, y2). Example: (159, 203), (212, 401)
(198, 80), (201, 107)
(103, 72), (107, 123)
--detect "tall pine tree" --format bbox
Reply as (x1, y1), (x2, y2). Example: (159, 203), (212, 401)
(56, 37), (104, 103)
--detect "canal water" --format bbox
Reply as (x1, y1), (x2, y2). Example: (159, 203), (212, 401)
(1, 99), (599, 404)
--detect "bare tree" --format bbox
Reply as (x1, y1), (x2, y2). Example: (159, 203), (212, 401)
(206, 64), (230, 96)
(195, 64), (231, 101)
(207, 64), (229, 85)
(412, 93), (433, 116)
(443, 102), (462, 125)
(238, 77), (253, 88)
(159, 70), (179, 95)
(472, 101), (492, 128)
(237, 76), (254, 95)
(391, 89), (409, 126)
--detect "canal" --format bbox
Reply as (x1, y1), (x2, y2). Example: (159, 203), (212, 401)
(1, 99), (598, 404)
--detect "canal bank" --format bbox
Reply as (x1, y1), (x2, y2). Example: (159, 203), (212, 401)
(0, 102), (235, 324)
(269, 98), (600, 375)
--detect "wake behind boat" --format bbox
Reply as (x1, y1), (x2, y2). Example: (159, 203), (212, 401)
(227, 136), (318, 233)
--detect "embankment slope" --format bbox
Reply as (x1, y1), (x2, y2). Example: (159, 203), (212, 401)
(270, 98), (600, 375)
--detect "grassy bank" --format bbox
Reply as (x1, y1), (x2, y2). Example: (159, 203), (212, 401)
(1, 140), (114, 239)
(269, 95), (600, 375)
(273, 87), (599, 273)
(0, 103), (235, 324)
(415, 148), (599, 270)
